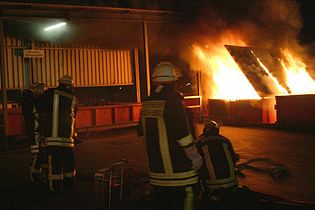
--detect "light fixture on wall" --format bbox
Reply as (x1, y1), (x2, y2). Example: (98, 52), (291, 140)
(44, 22), (67, 31)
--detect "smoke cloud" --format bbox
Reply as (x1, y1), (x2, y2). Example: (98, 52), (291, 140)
(182, 0), (303, 51)
(175, 0), (315, 97)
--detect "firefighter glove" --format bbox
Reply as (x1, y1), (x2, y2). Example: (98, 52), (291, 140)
(184, 145), (203, 170)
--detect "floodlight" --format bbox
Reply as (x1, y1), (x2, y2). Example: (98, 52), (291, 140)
(44, 22), (67, 31)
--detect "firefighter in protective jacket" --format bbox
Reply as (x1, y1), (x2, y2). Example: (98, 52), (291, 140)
(41, 75), (78, 193)
(22, 82), (47, 183)
(138, 61), (202, 210)
(196, 120), (240, 208)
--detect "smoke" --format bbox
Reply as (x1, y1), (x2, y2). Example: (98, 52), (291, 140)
(173, 0), (315, 98)
(149, 0), (315, 98)
(183, 0), (303, 50)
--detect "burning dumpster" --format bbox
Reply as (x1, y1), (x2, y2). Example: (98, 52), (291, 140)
(275, 94), (315, 129)
(208, 98), (276, 125)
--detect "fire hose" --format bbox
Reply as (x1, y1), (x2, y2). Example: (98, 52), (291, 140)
(235, 157), (290, 182)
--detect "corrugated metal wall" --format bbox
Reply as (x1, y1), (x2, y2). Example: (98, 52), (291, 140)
(2, 37), (134, 89)
(2, 37), (25, 89)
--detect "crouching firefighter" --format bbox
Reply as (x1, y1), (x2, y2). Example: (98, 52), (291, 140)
(22, 82), (47, 183)
(196, 121), (255, 209)
(41, 75), (78, 193)
(138, 61), (202, 210)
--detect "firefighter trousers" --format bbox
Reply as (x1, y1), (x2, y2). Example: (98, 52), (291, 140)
(149, 184), (199, 210)
(47, 147), (76, 192)
(30, 146), (48, 182)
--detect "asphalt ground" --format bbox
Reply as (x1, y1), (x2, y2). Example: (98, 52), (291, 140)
(1, 124), (315, 209)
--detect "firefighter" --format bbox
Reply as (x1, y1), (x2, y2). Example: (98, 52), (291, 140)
(22, 82), (47, 183)
(197, 120), (255, 209)
(138, 61), (202, 210)
(41, 75), (78, 193)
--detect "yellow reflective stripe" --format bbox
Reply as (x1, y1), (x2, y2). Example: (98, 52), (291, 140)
(49, 174), (63, 180)
(202, 143), (238, 187)
(52, 90), (76, 139)
(31, 145), (39, 153)
(158, 117), (173, 174)
(149, 176), (198, 186)
(205, 179), (238, 189)
(52, 92), (59, 137)
(31, 145), (39, 149)
(178, 134), (193, 147)
(71, 114), (75, 138)
(183, 186), (194, 210)
(44, 142), (75, 148)
(64, 170), (76, 178)
(45, 137), (74, 142)
(150, 170), (197, 179)
(44, 137), (74, 147)
(34, 118), (39, 130)
(223, 143), (236, 178)
(70, 98), (77, 137)
(202, 145), (216, 180)
(31, 149), (39, 153)
(30, 154), (38, 172)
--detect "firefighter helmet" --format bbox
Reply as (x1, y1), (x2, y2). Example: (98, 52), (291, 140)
(152, 61), (182, 83)
(29, 82), (47, 95)
(203, 120), (219, 136)
(59, 75), (74, 85)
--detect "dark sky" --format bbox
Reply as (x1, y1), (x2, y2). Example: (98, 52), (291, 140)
(2, 0), (315, 44)
(298, 0), (315, 43)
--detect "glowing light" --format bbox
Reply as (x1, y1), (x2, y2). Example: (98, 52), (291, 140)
(44, 22), (67, 31)
(280, 49), (315, 94)
(193, 33), (260, 100)
(251, 50), (288, 95)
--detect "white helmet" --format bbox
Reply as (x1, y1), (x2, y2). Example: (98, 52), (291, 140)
(59, 75), (73, 85)
(152, 61), (182, 83)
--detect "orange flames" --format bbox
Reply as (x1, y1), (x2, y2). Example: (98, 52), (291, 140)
(193, 34), (315, 100)
(192, 34), (260, 100)
(280, 49), (315, 94)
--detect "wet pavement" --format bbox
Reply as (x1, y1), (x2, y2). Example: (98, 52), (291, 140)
(1, 124), (315, 209)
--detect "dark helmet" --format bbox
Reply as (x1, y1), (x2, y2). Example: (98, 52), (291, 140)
(29, 82), (47, 95)
(59, 75), (74, 86)
(202, 120), (219, 136)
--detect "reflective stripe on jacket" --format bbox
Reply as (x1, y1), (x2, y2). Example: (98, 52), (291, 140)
(197, 135), (238, 191)
(43, 88), (78, 148)
(139, 86), (198, 186)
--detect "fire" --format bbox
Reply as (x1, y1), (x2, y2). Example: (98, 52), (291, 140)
(280, 49), (315, 94)
(252, 51), (288, 95)
(193, 34), (260, 100)
(192, 32), (315, 101)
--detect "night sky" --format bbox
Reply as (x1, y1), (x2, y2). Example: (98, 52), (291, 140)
(298, 0), (315, 43)
(2, 0), (315, 42)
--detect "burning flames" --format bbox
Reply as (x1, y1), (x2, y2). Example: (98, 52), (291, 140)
(193, 34), (260, 100)
(280, 49), (315, 94)
(193, 34), (315, 100)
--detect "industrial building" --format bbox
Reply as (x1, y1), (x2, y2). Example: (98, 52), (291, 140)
(1, 0), (315, 143)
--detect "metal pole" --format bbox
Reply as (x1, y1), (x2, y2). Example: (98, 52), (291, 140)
(0, 18), (9, 149)
(134, 48), (141, 103)
(143, 21), (151, 96)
